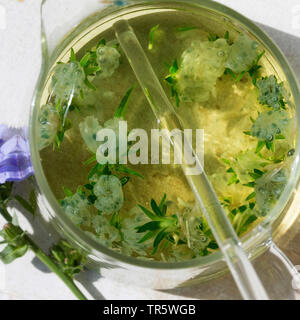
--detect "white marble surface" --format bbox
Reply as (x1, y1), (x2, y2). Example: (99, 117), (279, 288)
(0, 0), (299, 300)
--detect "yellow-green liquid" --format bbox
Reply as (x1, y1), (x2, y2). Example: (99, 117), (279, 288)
(38, 6), (295, 261)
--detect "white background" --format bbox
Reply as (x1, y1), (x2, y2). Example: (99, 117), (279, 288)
(0, 0), (299, 300)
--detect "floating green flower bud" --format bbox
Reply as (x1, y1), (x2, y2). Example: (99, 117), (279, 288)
(121, 206), (151, 256)
(96, 45), (121, 79)
(187, 216), (211, 255)
(255, 168), (288, 216)
(232, 150), (266, 184)
(177, 39), (229, 103)
(94, 175), (124, 214)
(251, 110), (291, 142)
(52, 61), (85, 101)
(37, 104), (60, 150)
(92, 215), (121, 245)
(61, 192), (91, 226)
(226, 33), (258, 74)
(79, 116), (103, 153)
(257, 75), (287, 109)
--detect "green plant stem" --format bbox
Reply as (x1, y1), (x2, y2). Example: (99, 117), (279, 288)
(0, 205), (87, 300)
(28, 238), (87, 300)
(0, 205), (12, 223)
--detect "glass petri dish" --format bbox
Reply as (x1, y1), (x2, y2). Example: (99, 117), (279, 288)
(29, 0), (300, 290)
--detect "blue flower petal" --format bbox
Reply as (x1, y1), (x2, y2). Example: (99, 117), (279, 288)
(0, 125), (34, 183)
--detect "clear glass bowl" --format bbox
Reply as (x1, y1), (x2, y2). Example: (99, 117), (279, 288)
(29, 0), (300, 297)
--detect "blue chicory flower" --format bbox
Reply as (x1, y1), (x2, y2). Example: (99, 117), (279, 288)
(0, 125), (34, 184)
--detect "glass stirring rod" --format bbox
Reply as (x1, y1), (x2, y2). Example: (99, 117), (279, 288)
(114, 19), (269, 300)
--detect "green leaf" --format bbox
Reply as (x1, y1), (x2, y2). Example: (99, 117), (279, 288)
(77, 186), (84, 195)
(135, 221), (161, 233)
(231, 208), (238, 216)
(171, 59), (179, 73)
(227, 168), (239, 185)
(88, 163), (101, 180)
(138, 230), (157, 243)
(62, 186), (73, 197)
(249, 169), (264, 180)
(237, 215), (257, 236)
(14, 195), (36, 216)
(102, 164), (111, 176)
(224, 31), (230, 41)
(165, 59), (180, 107)
(275, 134), (286, 140)
(249, 50), (265, 84)
(151, 199), (163, 217)
(266, 141), (275, 152)
(117, 165), (144, 179)
(88, 195), (97, 205)
(136, 195), (182, 255)
(235, 71), (246, 83)
(152, 228), (169, 254)
(249, 202), (256, 210)
(221, 158), (231, 166)
(254, 169), (264, 175)
(256, 50), (265, 64)
(84, 78), (97, 91)
(224, 68), (237, 80)
(243, 182), (255, 188)
(110, 212), (123, 231)
(0, 244), (29, 264)
(96, 38), (106, 49)
(0, 182), (13, 203)
(159, 194), (167, 211)
(165, 76), (174, 84)
(255, 140), (266, 153)
(79, 52), (91, 67)
(148, 24), (160, 50)
(246, 192), (256, 201)
(138, 205), (156, 220)
(84, 184), (94, 191)
(85, 66), (101, 75)
(51, 249), (63, 263)
(114, 85), (137, 118)
(208, 32), (220, 42)
(83, 154), (97, 166)
(70, 48), (77, 62)
(238, 205), (248, 213)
